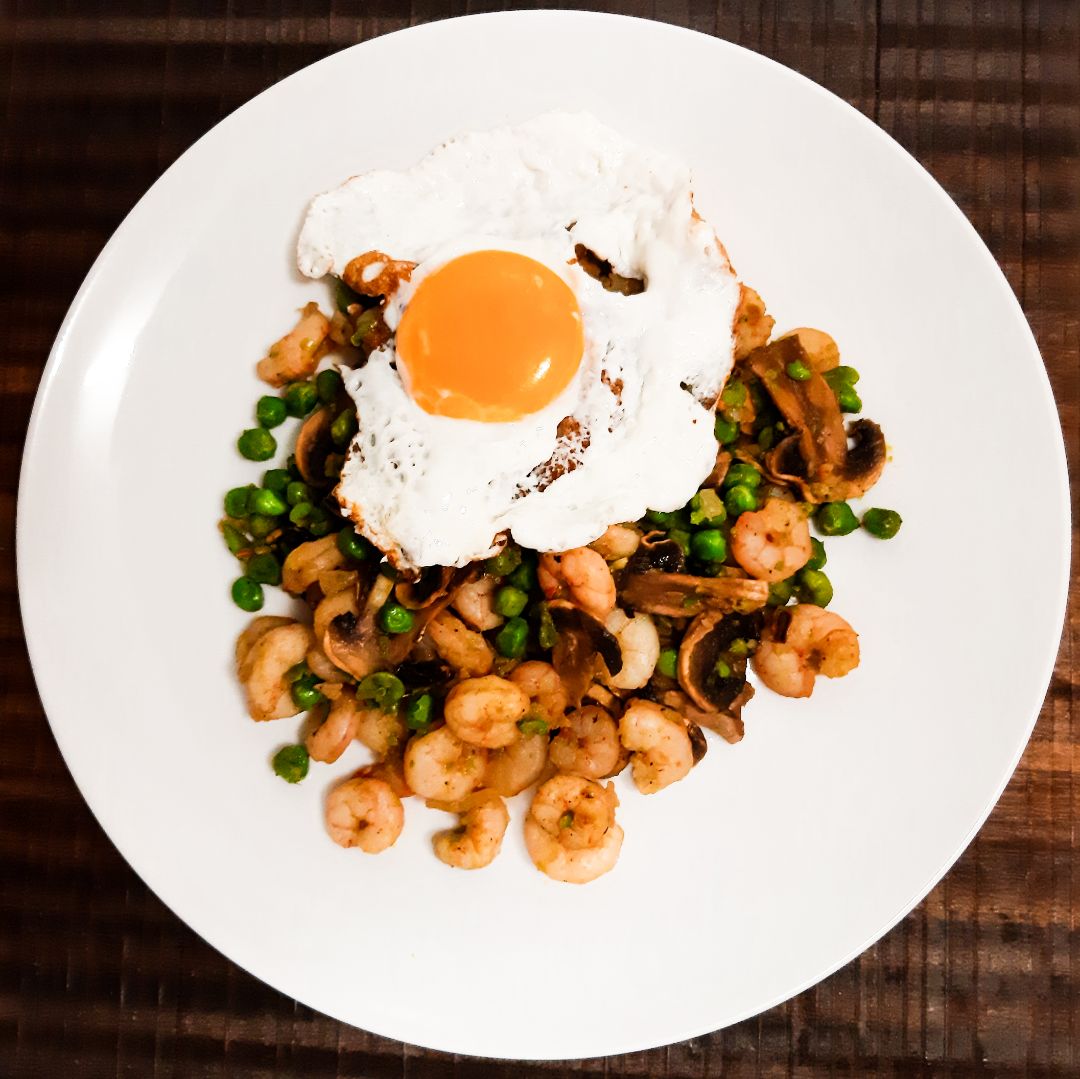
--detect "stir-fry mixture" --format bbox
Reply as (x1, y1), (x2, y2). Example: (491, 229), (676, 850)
(221, 279), (902, 883)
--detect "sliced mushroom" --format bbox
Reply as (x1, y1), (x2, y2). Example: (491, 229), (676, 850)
(624, 532), (686, 576)
(704, 448), (732, 488)
(687, 722), (708, 764)
(619, 570), (768, 619)
(295, 406), (336, 485)
(395, 566), (461, 611)
(323, 573), (399, 681)
(658, 687), (748, 745)
(677, 610), (762, 713)
(549, 600), (623, 709)
(777, 327), (839, 372)
(747, 336), (887, 503)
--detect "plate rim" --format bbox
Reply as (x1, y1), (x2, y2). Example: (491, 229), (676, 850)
(15, 9), (1073, 1059)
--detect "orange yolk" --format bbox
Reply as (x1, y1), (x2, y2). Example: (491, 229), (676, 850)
(395, 250), (584, 422)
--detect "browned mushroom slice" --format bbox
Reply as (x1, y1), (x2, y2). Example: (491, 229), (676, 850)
(746, 336), (887, 503)
(548, 600), (623, 709)
(677, 610), (762, 716)
(624, 532), (686, 576)
(573, 244), (645, 295)
(395, 566), (466, 611)
(732, 284), (775, 361)
(295, 406), (336, 485)
(620, 570), (768, 619)
(659, 687), (749, 745)
(704, 448), (732, 488)
(687, 722), (709, 764)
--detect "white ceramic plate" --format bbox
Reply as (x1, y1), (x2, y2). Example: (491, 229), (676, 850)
(18, 11), (1070, 1060)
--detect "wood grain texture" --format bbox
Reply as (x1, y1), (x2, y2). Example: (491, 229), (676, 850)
(0, 2), (1076, 1075)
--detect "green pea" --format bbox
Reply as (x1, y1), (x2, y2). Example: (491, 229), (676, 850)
(262, 468), (291, 495)
(306, 509), (333, 538)
(536, 604), (558, 651)
(806, 537), (827, 571)
(723, 463), (762, 490)
(656, 648), (678, 679)
(224, 485), (254, 518)
(518, 716), (549, 736)
(646, 509), (678, 528)
(495, 616), (529, 659)
(728, 638), (750, 657)
(404, 693), (433, 731)
(256, 395), (287, 429)
(248, 514), (276, 540)
(289, 502), (313, 526)
(690, 529), (727, 563)
(378, 603), (415, 635)
(337, 526), (370, 561)
(485, 546), (521, 577)
(714, 659), (732, 679)
(815, 501), (859, 536)
(237, 427), (276, 461)
(767, 579), (794, 607)
(291, 675), (325, 711)
(720, 379), (747, 411)
(797, 568), (834, 607)
(316, 367), (343, 404)
(272, 744), (309, 784)
(668, 529), (691, 556)
(249, 488), (287, 517)
(246, 552), (281, 586)
(231, 576), (264, 612)
(862, 507), (903, 539)
(837, 387), (862, 413)
(689, 488), (726, 526)
(785, 360), (812, 381)
(283, 381), (318, 417)
(507, 560), (536, 592)
(823, 365), (860, 390)
(350, 308), (380, 347)
(757, 426), (775, 451)
(724, 484), (758, 517)
(286, 481), (311, 507)
(330, 408), (358, 449)
(284, 662), (309, 685)
(495, 585), (529, 618)
(714, 416), (739, 445)
(357, 672), (405, 712)
(221, 522), (247, 555)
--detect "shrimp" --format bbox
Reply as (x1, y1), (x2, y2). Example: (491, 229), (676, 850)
(354, 703), (407, 758)
(404, 725), (487, 802)
(425, 610), (494, 677)
(281, 534), (347, 595)
(444, 675), (529, 748)
(604, 609), (659, 690)
(618, 699), (693, 794)
(485, 732), (549, 797)
(257, 301), (330, 386)
(431, 791), (510, 870)
(730, 498), (812, 583)
(524, 775), (623, 884)
(325, 777), (404, 853)
(451, 576), (504, 631)
(732, 283), (774, 361)
(306, 690), (361, 763)
(590, 524), (641, 562)
(508, 660), (568, 730)
(538, 548), (616, 620)
(753, 604), (859, 698)
(549, 706), (623, 781)
(236, 620), (313, 722)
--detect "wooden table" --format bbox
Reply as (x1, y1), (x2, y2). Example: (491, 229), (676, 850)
(1, 3), (1076, 1075)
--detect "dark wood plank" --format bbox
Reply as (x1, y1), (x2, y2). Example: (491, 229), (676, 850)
(0, 2), (1076, 1076)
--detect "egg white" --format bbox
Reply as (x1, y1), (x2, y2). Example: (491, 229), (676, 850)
(297, 112), (741, 569)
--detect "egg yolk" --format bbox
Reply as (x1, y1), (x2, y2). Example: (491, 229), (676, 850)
(395, 250), (584, 422)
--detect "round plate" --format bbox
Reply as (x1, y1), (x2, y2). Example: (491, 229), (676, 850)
(17, 11), (1070, 1060)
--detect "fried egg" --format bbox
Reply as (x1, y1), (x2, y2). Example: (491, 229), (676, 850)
(297, 112), (740, 569)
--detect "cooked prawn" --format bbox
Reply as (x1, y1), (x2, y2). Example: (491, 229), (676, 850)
(451, 576), (504, 631)
(730, 498), (812, 583)
(325, 777), (404, 853)
(425, 610), (494, 677)
(753, 604), (859, 698)
(354, 702), (407, 758)
(508, 660), (568, 730)
(589, 524), (641, 562)
(257, 301), (330, 386)
(236, 620), (313, 722)
(431, 791), (509, 870)
(403, 725), (487, 802)
(538, 548), (616, 620)
(548, 706), (623, 781)
(443, 675), (529, 748)
(604, 609), (659, 690)
(484, 732), (549, 797)
(306, 691), (360, 763)
(618, 699), (693, 794)
(524, 775), (623, 884)
(281, 534), (347, 595)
